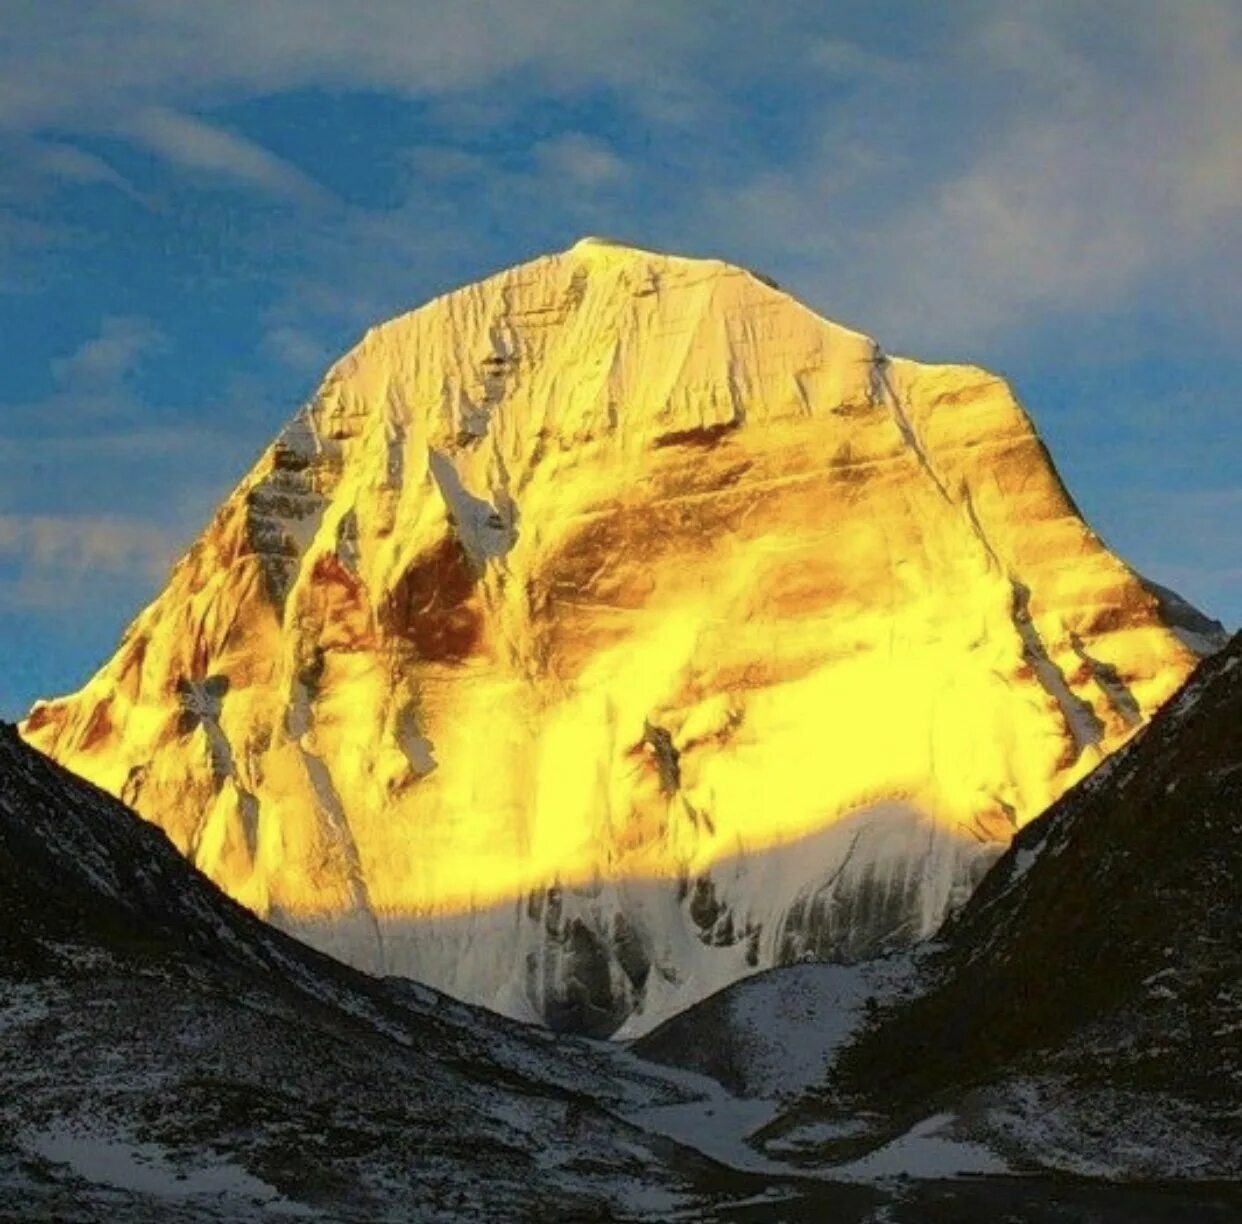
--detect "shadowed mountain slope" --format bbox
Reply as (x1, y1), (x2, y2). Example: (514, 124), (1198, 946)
(772, 631), (1241, 1177)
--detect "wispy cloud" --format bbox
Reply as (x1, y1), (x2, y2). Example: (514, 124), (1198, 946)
(534, 134), (628, 189)
(4, 3), (1235, 353)
(51, 316), (163, 397)
(0, 514), (179, 580)
(0, 316), (165, 440)
(0, 2), (792, 208)
(676, 3), (1242, 355)
(124, 107), (330, 205)
(30, 142), (144, 202)
(261, 324), (331, 373)
(867, 8), (1242, 344)
(0, 2), (706, 129)
(0, 513), (182, 614)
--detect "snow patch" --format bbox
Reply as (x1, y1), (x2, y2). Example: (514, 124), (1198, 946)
(830, 1112), (1010, 1181)
(1008, 844), (1041, 885)
(765, 1117), (869, 1156)
(624, 1095), (784, 1174)
(22, 1125), (300, 1209)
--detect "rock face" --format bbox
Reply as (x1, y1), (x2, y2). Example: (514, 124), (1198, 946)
(21, 238), (1213, 1035)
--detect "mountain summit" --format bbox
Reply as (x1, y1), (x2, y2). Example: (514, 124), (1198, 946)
(22, 241), (1214, 1034)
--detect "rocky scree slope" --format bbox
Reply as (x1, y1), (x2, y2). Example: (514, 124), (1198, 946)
(21, 237), (1215, 1036)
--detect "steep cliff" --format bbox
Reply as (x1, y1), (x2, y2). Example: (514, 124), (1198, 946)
(22, 238), (1213, 1034)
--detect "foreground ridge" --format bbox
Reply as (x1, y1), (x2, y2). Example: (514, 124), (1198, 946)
(0, 722), (772, 1219)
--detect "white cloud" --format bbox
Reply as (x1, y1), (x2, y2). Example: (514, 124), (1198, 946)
(31, 142), (143, 201)
(0, 3), (701, 208)
(871, 11), (1242, 344)
(692, 3), (1242, 355)
(0, 513), (181, 605)
(0, 317), (169, 432)
(534, 134), (627, 188)
(4, 3), (1232, 356)
(51, 316), (164, 394)
(0, 2), (704, 133)
(0, 514), (174, 574)
(124, 107), (329, 204)
(261, 324), (331, 373)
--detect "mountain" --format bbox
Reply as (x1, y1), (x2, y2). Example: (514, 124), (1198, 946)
(637, 634), (1241, 1184)
(0, 721), (789, 1221)
(20, 238), (1215, 1036)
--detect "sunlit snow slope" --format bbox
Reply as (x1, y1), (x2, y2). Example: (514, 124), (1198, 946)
(22, 238), (1217, 1035)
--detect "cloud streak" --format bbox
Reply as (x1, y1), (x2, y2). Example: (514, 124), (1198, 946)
(124, 108), (331, 205)
(873, 6), (1242, 343)
(0, 2), (709, 128)
(51, 316), (164, 394)
(3, 3), (1238, 352)
(684, 3), (1242, 356)
(0, 514), (182, 612)
(534, 134), (628, 189)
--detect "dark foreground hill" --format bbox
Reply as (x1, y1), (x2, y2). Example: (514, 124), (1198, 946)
(638, 636), (1241, 1191)
(0, 723), (785, 1222)
(778, 632), (1241, 1179)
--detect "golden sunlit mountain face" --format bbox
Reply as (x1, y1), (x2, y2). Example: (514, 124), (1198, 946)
(21, 239), (1199, 1030)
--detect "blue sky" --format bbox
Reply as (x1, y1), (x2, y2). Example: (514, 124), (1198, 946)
(1, 1), (1239, 717)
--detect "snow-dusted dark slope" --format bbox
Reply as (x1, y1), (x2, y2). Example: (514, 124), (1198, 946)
(771, 631), (1242, 1179)
(635, 636), (1241, 1189)
(0, 723), (796, 1222)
